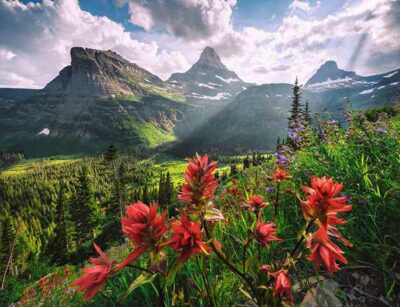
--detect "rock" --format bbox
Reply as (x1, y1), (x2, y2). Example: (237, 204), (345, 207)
(300, 278), (342, 307)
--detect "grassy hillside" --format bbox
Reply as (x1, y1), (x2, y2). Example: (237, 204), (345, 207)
(0, 105), (399, 306)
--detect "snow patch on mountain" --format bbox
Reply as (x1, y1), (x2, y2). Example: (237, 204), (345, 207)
(197, 83), (216, 89)
(307, 77), (353, 88)
(215, 75), (239, 83)
(383, 71), (398, 78)
(359, 88), (375, 95)
(188, 92), (232, 100)
(38, 128), (50, 136)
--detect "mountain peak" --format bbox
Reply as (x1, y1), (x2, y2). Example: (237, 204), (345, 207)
(44, 47), (163, 97)
(305, 60), (358, 87)
(320, 60), (339, 70)
(199, 47), (220, 62)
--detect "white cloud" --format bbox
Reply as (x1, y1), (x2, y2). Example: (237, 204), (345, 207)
(0, 0), (189, 88)
(289, 0), (313, 12)
(0, 0), (398, 88)
(0, 48), (16, 60)
(127, 0), (237, 40)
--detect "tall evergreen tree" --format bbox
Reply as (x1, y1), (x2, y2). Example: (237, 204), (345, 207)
(304, 101), (312, 124)
(71, 166), (100, 245)
(288, 77), (303, 121)
(52, 183), (74, 262)
(104, 144), (117, 163)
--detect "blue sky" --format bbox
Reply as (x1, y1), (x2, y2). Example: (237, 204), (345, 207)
(0, 0), (399, 88)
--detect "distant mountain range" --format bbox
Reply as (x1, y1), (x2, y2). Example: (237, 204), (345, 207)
(0, 46), (399, 156)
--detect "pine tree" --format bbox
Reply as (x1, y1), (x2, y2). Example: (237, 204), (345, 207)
(52, 183), (74, 262)
(243, 156), (250, 169)
(288, 77), (303, 121)
(230, 163), (238, 176)
(142, 185), (150, 204)
(304, 101), (312, 124)
(71, 166), (100, 245)
(104, 144), (117, 163)
(0, 216), (16, 288)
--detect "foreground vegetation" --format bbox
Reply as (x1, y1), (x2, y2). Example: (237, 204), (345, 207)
(0, 104), (399, 306)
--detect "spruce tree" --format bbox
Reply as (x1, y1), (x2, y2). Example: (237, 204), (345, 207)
(288, 77), (302, 121)
(71, 166), (100, 245)
(304, 101), (312, 124)
(104, 144), (117, 163)
(52, 183), (74, 262)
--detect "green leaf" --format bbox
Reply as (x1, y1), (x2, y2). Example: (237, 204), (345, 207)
(166, 258), (181, 286)
(119, 273), (157, 302)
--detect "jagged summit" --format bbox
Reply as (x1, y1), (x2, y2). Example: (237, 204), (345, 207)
(168, 46), (248, 103)
(305, 60), (359, 87)
(195, 46), (226, 70)
(43, 47), (163, 97)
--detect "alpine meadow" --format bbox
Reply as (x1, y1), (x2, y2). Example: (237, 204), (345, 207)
(0, 0), (399, 306)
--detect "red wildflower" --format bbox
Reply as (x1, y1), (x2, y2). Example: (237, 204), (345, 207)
(246, 194), (268, 211)
(299, 176), (352, 226)
(120, 202), (167, 269)
(71, 243), (117, 301)
(307, 227), (348, 276)
(273, 169), (291, 183)
(178, 154), (218, 207)
(255, 214), (281, 248)
(268, 268), (294, 306)
(167, 216), (210, 263)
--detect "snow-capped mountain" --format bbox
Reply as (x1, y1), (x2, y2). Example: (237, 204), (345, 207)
(305, 61), (400, 94)
(168, 47), (250, 103)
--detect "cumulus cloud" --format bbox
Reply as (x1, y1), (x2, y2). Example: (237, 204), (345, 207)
(127, 0), (237, 40)
(219, 0), (400, 83)
(0, 0), (189, 88)
(0, 0), (399, 88)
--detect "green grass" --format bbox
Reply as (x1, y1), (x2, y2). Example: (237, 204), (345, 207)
(0, 156), (81, 177)
(132, 122), (177, 148)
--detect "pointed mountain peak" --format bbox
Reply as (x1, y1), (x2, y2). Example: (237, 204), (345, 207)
(199, 47), (220, 62)
(196, 46), (226, 70)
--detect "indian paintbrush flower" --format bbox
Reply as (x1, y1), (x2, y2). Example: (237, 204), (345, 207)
(306, 226), (348, 276)
(119, 202), (167, 269)
(72, 243), (118, 301)
(167, 216), (210, 263)
(254, 214), (281, 248)
(178, 154), (218, 208)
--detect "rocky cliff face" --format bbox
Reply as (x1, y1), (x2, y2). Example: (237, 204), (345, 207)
(0, 47), (194, 156)
(43, 47), (164, 97)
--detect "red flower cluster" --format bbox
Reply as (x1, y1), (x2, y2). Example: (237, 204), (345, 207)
(300, 176), (352, 276)
(307, 227), (348, 276)
(178, 154), (218, 207)
(71, 243), (118, 301)
(255, 215), (281, 248)
(167, 216), (210, 263)
(273, 169), (291, 183)
(246, 194), (268, 211)
(120, 202), (167, 269)
(266, 268), (294, 306)
(299, 176), (352, 226)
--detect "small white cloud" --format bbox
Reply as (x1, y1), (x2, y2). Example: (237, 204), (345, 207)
(289, 0), (313, 12)
(0, 48), (16, 60)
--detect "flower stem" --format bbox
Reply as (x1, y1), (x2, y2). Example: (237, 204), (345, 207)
(273, 183), (281, 222)
(202, 220), (260, 304)
(289, 220), (315, 259)
(127, 264), (153, 274)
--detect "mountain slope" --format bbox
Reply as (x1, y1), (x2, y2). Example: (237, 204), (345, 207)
(0, 47), (194, 156)
(174, 62), (399, 154)
(168, 47), (249, 104)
